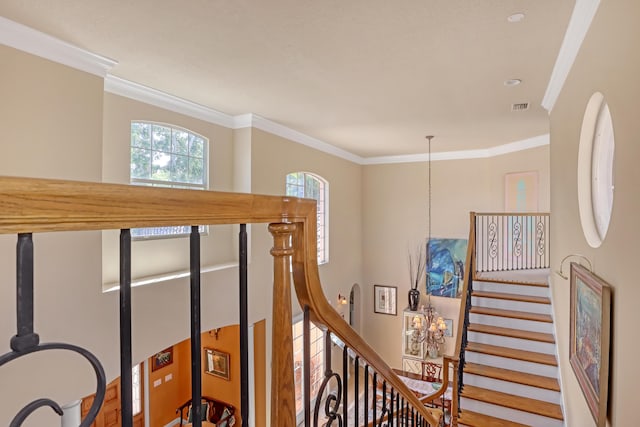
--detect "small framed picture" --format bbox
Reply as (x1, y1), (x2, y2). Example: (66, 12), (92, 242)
(151, 346), (173, 372)
(374, 285), (397, 316)
(204, 348), (230, 380)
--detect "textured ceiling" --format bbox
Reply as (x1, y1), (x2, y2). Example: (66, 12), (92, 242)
(0, 1), (575, 157)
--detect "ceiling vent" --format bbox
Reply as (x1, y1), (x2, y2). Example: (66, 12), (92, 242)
(512, 102), (530, 111)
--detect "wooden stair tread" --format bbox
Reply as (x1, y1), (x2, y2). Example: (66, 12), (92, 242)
(458, 409), (530, 427)
(468, 324), (555, 343)
(470, 306), (553, 323)
(472, 290), (550, 304)
(473, 277), (549, 287)
(464, 362), (560, 391)
(461, 385), (563, 420)
(466, 342), (558, 366)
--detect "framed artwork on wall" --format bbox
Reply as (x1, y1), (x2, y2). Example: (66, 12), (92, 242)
(504, 171), (539, 212)
(205, 348), (231, 380)
(374, 285), (397, 315)
(570, 262), (611, 427)
(151, 346), (173, 372)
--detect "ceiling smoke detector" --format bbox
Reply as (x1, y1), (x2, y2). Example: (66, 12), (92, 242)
(511, 102), (530, 111)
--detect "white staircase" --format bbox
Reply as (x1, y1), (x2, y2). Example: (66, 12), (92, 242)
(458, 270), (564, 427)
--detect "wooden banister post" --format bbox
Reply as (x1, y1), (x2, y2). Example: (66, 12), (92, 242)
(269, 223), (297, 426)
(450, 358), (460, 427)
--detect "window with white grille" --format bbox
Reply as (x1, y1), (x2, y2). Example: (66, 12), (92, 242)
(285, 172), (328, 264)
(130, 121), (208, 238)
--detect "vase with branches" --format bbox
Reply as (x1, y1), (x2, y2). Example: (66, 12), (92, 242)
(407, 240), (426, 311)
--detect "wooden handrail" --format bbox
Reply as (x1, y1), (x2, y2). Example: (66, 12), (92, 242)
(0, 176), (439, 426)
(470, 212), (549, 217)
(453, 212), (476, 353)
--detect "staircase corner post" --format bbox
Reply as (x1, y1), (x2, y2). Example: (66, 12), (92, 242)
(268, 223), (297, 426)
(450, 358), (460, 427)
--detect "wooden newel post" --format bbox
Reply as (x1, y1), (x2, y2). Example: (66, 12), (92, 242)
(450, 358), (460, 427)
(269, 223), (297, 426)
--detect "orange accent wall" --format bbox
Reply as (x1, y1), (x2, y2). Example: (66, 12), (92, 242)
(147, 322), (267, 425)
(148, 343), (188, 427)
(201, 325), (242, 418)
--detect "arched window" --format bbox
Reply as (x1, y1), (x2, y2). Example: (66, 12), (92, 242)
(285, 172), (328, 264)
(130, 121), (208, 238)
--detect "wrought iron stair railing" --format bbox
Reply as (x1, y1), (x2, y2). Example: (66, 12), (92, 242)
(0, 176), (439, 427)
(448, 211), (550, 426)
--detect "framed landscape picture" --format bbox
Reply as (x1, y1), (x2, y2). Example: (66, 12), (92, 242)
(570, 262), (611, 427)
(205, 348), (230, 380)
(151, 346), (173, 372)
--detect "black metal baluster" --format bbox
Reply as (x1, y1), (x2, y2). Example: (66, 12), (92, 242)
(190, 226), (202, 427)
(365, 365), (369, 427)
(11, 234), (38, 352)
(3, 234), (106, 427)
(372, 372), (377, 424)
(389, 388), (394, 427)
(303, 305), (310, 426)
(354, 356), (360, 425)
(343, 346), (348, 423)
(380, 381), (387, 427)
(120, 229), (133, 427)
(239, 224), (249, 426)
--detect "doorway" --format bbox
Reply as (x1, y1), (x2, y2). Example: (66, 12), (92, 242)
(349, 283), (361, 333)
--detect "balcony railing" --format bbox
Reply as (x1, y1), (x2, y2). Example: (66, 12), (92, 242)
(0, 176), (439, 427)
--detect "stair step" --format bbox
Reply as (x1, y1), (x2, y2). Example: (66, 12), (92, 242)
(468, 324), (555, 343)
(461, 385), (563, 420)
(464, 362), (560, 391)
(474, 276), (549, 288)
(472, 290), (551, 305)
(458, 409), (530, 427)
(466, 342), (557, 366)
(470, 306), (553, 323)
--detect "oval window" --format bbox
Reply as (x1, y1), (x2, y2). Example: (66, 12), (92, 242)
(577, 92), (615, 248)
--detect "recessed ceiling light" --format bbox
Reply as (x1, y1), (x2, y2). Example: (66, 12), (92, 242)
(504, 79), (522, 87)
(507, 13), (525, 23)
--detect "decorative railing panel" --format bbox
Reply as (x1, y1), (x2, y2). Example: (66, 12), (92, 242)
(475, 213), (550, 272)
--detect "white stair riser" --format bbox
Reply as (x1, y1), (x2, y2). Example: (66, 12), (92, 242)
(464, 373), (561, 404)
(469, 313), (554, 334)
(468, 331), (556, 354)
(465, 351), (558, 378)
(473, 281), (549, 297)
(460, 397), (564, 427)
(472, 296), (551, 314)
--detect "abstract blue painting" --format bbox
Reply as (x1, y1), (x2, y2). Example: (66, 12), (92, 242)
(426, 238), (468, 298)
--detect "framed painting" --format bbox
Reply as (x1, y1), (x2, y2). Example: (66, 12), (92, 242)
(205, 348), (230, 380)
(504, 171), (539, 212)
(151, 346), (173, 372)
(374, 285), (397, 316)
(426, 238), (467, 298)
(570, 262), (611, 427)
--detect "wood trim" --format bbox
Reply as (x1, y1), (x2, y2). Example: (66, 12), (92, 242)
(473, 212), (550, 217)
(467, 324), (555, 343)
(0, 176), (316, 233)
(471, 291), (551, 305)
(469, 306), (553, 323)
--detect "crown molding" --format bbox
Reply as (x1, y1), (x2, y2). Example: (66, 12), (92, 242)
(542, 0), (601, 112)
(0, 16), (117, 77)
(363, 134), (550, 165)
(236, 114), (364, 164)
(104, 75), (236, 128)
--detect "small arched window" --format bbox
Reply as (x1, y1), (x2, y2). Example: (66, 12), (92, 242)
(285, 172), (328, 264)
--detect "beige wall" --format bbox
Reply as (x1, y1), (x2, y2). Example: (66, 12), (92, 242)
(361, 146), (550, 366)
(549, 1), (640, 425)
